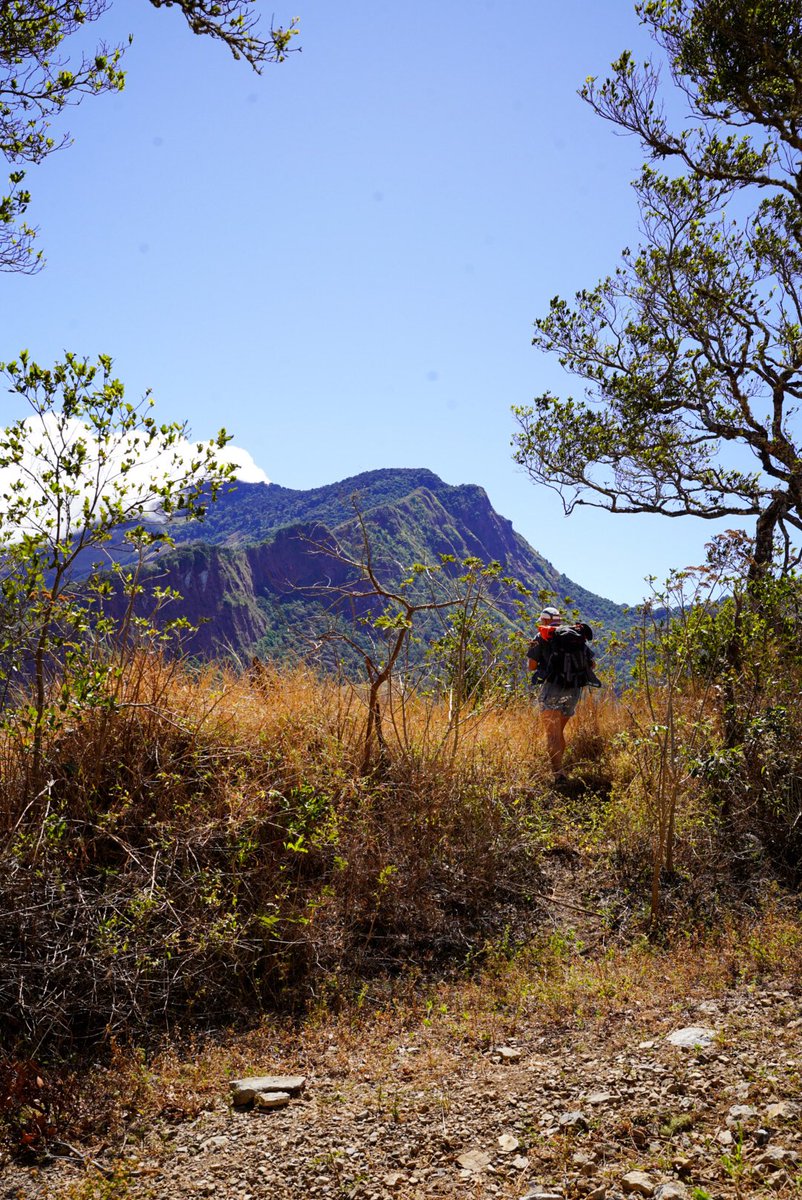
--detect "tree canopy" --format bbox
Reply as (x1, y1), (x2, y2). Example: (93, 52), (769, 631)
(0, 349), (235, 782)
(512, 0), (802, 577)
(0, 1), (299, 272)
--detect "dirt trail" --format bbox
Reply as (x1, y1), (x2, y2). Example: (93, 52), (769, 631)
(3, 865), (801, 1200)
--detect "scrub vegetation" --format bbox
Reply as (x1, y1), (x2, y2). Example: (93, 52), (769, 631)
(2, 553), (802, 1159)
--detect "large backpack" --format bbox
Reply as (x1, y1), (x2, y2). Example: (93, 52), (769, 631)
(534, 623), (602, 688)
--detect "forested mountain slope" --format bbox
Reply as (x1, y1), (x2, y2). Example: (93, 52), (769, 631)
(125, 468), (628, 663)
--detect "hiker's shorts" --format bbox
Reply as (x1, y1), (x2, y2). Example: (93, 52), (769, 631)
(536, 681), (582, 718)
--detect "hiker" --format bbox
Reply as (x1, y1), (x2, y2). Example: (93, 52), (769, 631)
(527, 606), (601, 781)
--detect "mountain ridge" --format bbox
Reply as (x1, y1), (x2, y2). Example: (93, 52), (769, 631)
(119, 468), (630, 663)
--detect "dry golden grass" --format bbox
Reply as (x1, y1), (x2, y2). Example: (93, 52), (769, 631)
(0, 654), (561, 1075)
(4, 644), (802, 1165)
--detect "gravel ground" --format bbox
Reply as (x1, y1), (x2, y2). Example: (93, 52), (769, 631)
(3, 853), (801, 1200)
(3, 978), (801, 1200)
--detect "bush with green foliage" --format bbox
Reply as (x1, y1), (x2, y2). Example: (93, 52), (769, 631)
(0, 350), (233, 793)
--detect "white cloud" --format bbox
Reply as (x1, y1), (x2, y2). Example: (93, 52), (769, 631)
(217, 444), (270, 484)
(0, 412), (269, 536)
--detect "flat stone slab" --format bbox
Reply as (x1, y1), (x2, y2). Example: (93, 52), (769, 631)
(230, 1075), (306, 1106)
(456, 1149), (492, 1173)
(665, 1026), (716, 1048)
(254, 1090), (291, 1111)
(558, 1110), (588, 1129)
(766, 1101), (799, 1122)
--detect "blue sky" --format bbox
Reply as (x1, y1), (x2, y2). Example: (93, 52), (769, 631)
(0, 1), (730, 605)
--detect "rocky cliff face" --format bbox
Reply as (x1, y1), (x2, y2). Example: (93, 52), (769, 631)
(133, 525), (355, 658)
(111, 469), (627, 661)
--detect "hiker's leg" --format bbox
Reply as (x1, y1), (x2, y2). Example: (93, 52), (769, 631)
(557, 713), (571, 771)
(542, 709), (569, 773)
(537, 685), (581, 777)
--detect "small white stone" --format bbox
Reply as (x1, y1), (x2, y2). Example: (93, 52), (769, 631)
(498, 1133), (520, 1153)
(654, 1184), (688, 1200)
(621, 1170), (656, 1196)
(665, 1027), (716, 1049)
(496, 1046), (522, 1061)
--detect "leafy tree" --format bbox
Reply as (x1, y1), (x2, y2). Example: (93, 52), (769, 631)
(0, 349), (234, 787)
(513, 0), (802, 578)
(425, 555), (528, 711)
(0, 1), (299, 272)
(307, 510), (463, 774)
(305, 506), (531, 773)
